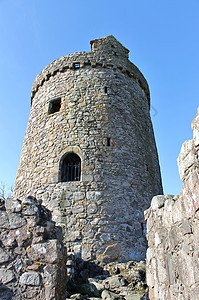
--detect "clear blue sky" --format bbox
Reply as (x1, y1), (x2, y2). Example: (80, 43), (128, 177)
(0, 0), (198, 195)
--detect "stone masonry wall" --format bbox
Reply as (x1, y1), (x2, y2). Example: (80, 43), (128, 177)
(145, 108), (199, 299)
(0, 196), (67, 299)
(13, 35), (163, 263)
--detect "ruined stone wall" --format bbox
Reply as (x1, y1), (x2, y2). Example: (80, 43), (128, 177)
(13, 35), (163, 263)
(145, 108), (199, 299)
(0, 196), (67, 299)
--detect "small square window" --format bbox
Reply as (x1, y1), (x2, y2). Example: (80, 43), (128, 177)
(73, 62), (80, 70)
(48, 98), (61, 114)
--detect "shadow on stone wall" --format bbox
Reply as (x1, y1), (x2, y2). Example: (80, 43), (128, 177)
(0, 196), (67, 299)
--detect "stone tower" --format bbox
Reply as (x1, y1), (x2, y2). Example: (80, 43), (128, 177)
(13, 35), (163, 263)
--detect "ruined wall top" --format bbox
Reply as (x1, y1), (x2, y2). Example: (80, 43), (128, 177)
(145, 107), (199, 299)
(90, 35), (129, 58)
(31, 35), (150, 106)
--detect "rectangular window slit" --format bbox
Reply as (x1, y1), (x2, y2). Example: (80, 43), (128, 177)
(73, 62), (80, 69)
(107, 138), (111, 146)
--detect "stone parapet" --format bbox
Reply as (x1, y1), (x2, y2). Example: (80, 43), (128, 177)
(145, 108), (199, 299)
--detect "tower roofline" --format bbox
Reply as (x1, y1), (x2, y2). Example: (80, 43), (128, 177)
(31, 37), (150, 107)
(90, 35), (129, 54)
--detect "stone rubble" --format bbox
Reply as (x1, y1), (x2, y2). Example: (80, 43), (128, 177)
(66, 258), (148, 300)
(0, 196), (67, 299)
(145, 108), (199, 300)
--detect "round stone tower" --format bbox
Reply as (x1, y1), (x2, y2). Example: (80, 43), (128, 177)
(13, 35), (163, 263)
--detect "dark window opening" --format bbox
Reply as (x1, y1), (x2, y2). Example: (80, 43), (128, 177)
(104, 87), (108, 93)
(61, 153), (81, 182)
(48, 98), (61, 114)
(141, 223), (144, 235)
(114, 52), (117, 56)
(106, 138), (111, 146)
(73, 62), (80, 69)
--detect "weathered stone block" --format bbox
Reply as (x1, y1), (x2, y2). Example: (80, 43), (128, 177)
(5, 198), (22, 213)
(102, 289), (122, 300)
(177, 250), (196, 287)
(72, 203), (85, 214)
(19, 271), (41, 286)
(27, 240), (63, 263)
(0, 247), (10, 263)
(8, 213), (26, 229)
(0, 211), (9, 228)
(177, 139), (195, 181)
(0, 269), (15, 284)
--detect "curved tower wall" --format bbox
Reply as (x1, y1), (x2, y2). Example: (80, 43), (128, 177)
(13, 36), (163, 262)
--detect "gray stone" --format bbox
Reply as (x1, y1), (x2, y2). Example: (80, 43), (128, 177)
(8, 213), (26, 229)
(182, 218), (192, 235)
(27, 240), (63, 263)
(72, 203), (85, 214)
(5, 198), (22, 213)
(0, 269), (15, 284)
(70, 294), (83, 300)
(87, 203), (98, 214)
(102, 290), (122, 300)
(0, 247), (10, 263)
(23, 204), (38, 216)
(81, 244), (92, 261)
(103, 275), (124, 292)
(151, 195), (166, 210)
(0, 211), (9, 228)
(177, 139), (195, 181)
(19, 271), (41, 286)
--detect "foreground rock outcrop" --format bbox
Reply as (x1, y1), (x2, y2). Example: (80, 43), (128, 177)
(0, 196), (67, 299)
(145, 108), (199, 299)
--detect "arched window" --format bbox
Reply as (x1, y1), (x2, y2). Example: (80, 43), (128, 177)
(60, 153), (81, 182)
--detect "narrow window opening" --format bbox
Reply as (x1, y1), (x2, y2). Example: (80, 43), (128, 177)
(73, 62), (80, 70)
(61, 153), (81, 182)
(114, 52), (117, 56)
(104, 87), (108, 93)
(106, 138), (111, 146)
(141, 223), (144, 235)
(48, 98), (61, 114)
